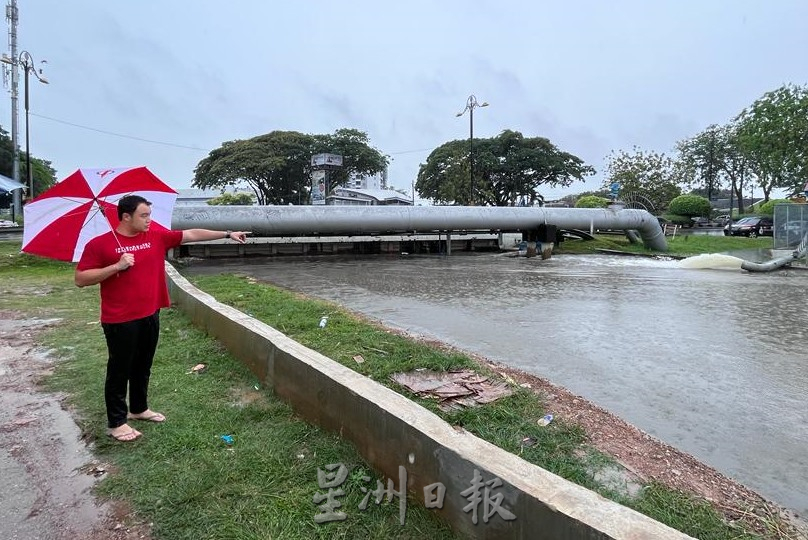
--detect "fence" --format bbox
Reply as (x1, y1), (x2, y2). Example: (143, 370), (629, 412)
(773, 203), (808, 249)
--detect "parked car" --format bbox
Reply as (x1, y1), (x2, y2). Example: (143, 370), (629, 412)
(714, 214), (731, 227)
(777, 220), (808, 246)
(723, 216), (773, 237)
(690, 217), (710, 227)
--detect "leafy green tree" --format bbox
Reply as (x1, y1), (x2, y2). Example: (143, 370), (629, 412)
(414, 140), (468, 204)
(311, 128), (388, 188)
(676, 124), (724, 201)
(417, 130), (594, 206)
(679, 122), (753, 214)
(668, 194), (711, 218)
(0, 125), (56, 201)
(574, 195), (610, 208)
(718, 123), (753, 214)
(604, 147), (683, 213)
(736, 84), (808, 200)
(193, 129), (387, 205)
(207, 192), (255, 205)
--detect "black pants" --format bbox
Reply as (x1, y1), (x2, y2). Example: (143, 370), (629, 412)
(102, 311), (160, 429)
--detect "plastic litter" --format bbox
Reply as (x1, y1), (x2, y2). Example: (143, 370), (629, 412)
(537, 414), (553, 427)
(319, 316), (328, 328)
(187, 363), (207, 374)
(352, 355), (365, 364)
(220, 435), (234, 446)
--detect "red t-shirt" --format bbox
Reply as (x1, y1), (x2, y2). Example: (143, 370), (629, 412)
(77, 229), (184, 323)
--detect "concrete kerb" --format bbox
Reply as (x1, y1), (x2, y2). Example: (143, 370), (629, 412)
(165, 263), (693, 540)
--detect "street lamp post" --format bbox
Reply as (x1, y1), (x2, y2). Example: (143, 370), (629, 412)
(456, 95), (488, 205)
(19, 51), (48, 200)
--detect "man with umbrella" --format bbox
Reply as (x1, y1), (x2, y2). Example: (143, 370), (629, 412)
(75, 194), (249, 442)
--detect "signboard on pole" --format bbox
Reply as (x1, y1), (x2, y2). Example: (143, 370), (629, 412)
(311, 153), (343, 167)
(311, 170), (326, 205)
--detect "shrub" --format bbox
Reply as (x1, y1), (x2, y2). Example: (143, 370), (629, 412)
(575, 195), (610, 208)
(668, 194), (711, 218)
(758, 198), (791, 216)
(663, 213), (692, 226)
(207, 192), (256, 206)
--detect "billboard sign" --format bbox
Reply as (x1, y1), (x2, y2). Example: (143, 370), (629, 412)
(311, 170), (327, 205)
(311, 153), (343, 167)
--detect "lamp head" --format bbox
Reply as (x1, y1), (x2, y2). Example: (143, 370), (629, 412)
(480, 102), (489, 107)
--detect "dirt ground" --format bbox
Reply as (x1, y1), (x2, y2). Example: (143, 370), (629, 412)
(0, 312), (151, 540)
(1, 309), (805, 540)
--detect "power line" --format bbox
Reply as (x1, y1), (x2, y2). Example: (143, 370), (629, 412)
(30, 112), (210, 151)
(388, 147), (433, 155)
(31, 111), (436, 157)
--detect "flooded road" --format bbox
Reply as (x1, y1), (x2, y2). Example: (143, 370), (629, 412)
(182, 253), (808, 515)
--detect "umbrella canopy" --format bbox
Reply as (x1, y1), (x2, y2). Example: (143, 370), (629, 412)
(22, 167), (177, 262)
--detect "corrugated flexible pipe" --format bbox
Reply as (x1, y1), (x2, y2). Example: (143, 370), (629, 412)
(741, 232), (808, 272)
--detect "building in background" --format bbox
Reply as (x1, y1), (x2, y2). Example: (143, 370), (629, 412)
(328, 171), (412, 206)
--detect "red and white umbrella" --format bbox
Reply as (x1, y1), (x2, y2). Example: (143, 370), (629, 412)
(22, 167), (178, 262)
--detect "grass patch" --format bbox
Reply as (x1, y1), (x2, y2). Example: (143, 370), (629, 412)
(556, 233), (772, 256)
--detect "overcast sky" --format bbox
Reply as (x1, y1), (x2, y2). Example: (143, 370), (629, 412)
(7, 1), (808, 200)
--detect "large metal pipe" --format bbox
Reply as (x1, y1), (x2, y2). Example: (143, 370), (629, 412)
(172, 205), (669, 251)
(741, 232), (808, 272)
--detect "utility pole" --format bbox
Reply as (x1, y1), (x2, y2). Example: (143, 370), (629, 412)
(456, 95), (488, 206)
(5, 0), (20, 218)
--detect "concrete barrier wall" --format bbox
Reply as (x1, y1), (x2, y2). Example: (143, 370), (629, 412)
(166, 264), (693, 540)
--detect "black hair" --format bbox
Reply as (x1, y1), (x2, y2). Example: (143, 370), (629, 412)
(117, 195), (152, 220)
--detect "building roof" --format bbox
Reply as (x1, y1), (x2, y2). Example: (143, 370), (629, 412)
(332, 187), (411, 203)
(0, 174), (25, 193)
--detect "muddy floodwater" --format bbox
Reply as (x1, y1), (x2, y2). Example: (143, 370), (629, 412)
(182, 252), (808, 515)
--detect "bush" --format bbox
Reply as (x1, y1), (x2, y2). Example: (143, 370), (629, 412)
(575, 195), (610, 208)
(207, 192), (255, 206)
(663, 213), (692, 226)
(758, 198), (791, 216)
(668, 194), (711, 218)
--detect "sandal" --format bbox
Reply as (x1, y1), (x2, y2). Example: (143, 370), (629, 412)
(127, 410), (166, 423)
(107, 427), (141, 442)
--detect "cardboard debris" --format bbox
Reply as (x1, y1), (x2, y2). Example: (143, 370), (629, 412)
(390, 369), (514, 412)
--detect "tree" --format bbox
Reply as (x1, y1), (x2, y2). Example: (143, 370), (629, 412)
(668, 194), (711, 218)
(416, 130), (594, 206)
(574, 195), (609, 208)
(718, 123), (753, 215)
(311, 128), (388, 188)
(193, 129), (387, 205)
(677, 123), (753, 214)
(676, 125), (723, 201)
(0, 125), (56, 201)
(736, 84), (808, 200)
(207, 192), (255, 205)
(604, 147), (683, 213)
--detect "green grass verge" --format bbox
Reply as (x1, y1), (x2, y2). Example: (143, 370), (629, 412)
(556, 233), (772, 256)
(0, 239), (774, 539)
